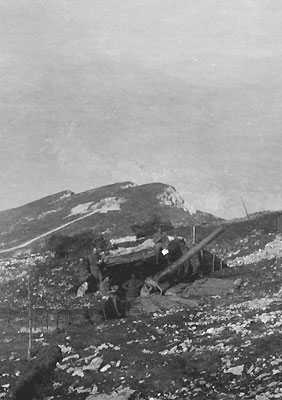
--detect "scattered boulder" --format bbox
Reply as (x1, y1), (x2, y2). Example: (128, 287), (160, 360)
(85, 386), (136, 400)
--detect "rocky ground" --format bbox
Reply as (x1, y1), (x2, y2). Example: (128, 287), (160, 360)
(2, 228), (282, 399)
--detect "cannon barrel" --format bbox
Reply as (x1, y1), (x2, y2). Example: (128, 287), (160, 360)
(154, 226), (224, 282)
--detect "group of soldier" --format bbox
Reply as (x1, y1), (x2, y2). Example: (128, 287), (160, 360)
(74, 229), (203, 317)
(75, 247), (143, 317)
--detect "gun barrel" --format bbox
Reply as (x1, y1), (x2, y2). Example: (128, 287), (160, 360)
(154, 226), (223, 282)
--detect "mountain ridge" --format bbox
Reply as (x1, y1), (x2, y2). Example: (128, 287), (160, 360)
(0, 182), (221, 252)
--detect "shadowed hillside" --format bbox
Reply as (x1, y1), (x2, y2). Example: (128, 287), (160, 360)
(0, 182), (220, 251)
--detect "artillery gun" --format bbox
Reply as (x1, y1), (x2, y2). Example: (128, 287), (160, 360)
(153, 226), (224, 283)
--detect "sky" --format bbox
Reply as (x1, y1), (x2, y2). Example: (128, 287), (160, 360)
(1, 0), (282, 219)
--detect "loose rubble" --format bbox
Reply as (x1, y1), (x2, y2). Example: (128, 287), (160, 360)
(2, 227), (282, 398)
(229, 235), (282, 266)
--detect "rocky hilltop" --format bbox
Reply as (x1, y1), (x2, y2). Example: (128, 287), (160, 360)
(0, 182), (220, 251)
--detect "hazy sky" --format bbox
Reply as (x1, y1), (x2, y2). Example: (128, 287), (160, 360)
(1, 0), (282, 218)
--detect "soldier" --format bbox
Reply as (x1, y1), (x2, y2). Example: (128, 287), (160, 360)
(99, 277), (121, 317)
(77, 258), (91, 285)
(179, 240), (193, 281)
(186, 238), (203, 278)
(153, 228), (170, 265)
(88, 248), (103, 288)
(122, 273), (142, 309)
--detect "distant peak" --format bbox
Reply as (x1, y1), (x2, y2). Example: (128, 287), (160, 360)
(119, 182), (137, 190)
(157, 185), (185, 209)
(157, 185), (196, 214)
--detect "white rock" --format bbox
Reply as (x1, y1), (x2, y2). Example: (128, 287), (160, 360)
(255, 395), (270, 400)
(224, 365), (244, 375)
(100, 364), (111, 372)
(72, 367), (84, 377)
(83, 357), (103, 371)
(58, 344), (72, 353)
(62, 354), (79, 362)
(76, 386), (91, 393)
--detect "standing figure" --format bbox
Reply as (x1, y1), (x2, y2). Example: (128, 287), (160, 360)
(186, 238), (202, 278)
(77, 258), (91, 285)
(153, 228), (170, 265)
(88, 248), (103, 290)
(179, 240), (193, 281)
(99, 277), (121, 317)
(98, 251), (108, 273)
(122, 273), (142, 310)
(153, 228), (163, 265)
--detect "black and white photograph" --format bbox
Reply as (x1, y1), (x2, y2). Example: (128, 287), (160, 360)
(1, 1), (282, 399)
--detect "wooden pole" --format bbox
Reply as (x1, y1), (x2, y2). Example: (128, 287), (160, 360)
(212, 253), (215, 273)
(241, 197), (250, 221)
(33, 307), (36, 330)
(46, 309), (49, 332)
(192, 226), (196, 244)
(27, 276), (32, 361)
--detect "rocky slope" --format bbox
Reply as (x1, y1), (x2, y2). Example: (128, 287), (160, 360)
(2, 223), (282, 399)
(0, 182), (220, 251)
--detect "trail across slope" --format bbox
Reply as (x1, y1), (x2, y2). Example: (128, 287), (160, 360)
(0, 209), (101, 254)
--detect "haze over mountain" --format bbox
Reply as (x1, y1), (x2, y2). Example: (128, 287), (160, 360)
(1, 1), (282, 218)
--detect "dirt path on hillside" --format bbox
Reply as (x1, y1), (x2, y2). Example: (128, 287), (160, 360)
(0, 209), (100, 254)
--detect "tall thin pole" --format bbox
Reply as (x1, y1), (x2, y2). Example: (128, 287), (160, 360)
(27, 276), (32, 361)
(192, 226), (196, 244)
(241, 197), (250, 221)
(46, 309), (49, 332)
